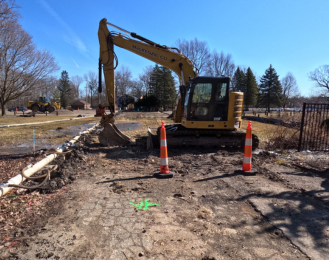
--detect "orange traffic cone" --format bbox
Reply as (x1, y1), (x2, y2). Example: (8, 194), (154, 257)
(154, 122), (175, 178)
(15, 107), (18, 115)
(243, 121), (253, 171)
(236, 121), (257, 175)
(140, 114), (143, 119)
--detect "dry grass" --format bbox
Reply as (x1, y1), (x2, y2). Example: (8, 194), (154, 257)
(0, 115), (83, 125)
(118, 117), (173, 141)
(0, 117), (99, 146)
(241, 119), (277, 143)
(248, 111), (302, 118)
(241, 118), (300, 150)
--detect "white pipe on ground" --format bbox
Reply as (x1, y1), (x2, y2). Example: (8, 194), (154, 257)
(0, 123), (99, 197)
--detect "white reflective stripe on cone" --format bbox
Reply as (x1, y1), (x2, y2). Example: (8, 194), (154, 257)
(245, 138), (252, 146)
(243, 156), (252, 164)
(161, 139), (167, 147)
(160, 158), (168, 165)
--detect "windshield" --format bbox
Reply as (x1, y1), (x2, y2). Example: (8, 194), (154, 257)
(192, 83), (212, 103)
(44, 97), (50, 103)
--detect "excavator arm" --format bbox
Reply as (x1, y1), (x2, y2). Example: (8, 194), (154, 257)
(98, 18), (197, 119)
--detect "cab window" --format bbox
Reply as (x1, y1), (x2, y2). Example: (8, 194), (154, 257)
(192, 83), (212, 103)
(215, 83), (227, 102)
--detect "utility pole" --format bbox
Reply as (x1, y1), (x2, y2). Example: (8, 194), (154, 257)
(85, 84), (88, 104)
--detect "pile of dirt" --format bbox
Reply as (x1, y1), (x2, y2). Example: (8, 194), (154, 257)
(18, 133), (95, 194)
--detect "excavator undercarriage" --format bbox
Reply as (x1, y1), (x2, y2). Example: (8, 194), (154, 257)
(146, 124), (259, 150)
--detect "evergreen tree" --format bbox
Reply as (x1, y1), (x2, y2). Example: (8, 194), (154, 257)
(151, 65), (176, 109)
(258, 65), (282, 111)
(244, 67), (258, 109)
(57, 70), (71, 108)
(231, 67), (246, 92)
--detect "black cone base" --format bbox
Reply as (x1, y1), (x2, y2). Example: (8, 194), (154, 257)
(153, 171), (175, 178)
(235, 167), (258, 176)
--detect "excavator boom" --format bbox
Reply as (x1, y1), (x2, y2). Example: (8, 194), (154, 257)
(98, 18), (196, 121)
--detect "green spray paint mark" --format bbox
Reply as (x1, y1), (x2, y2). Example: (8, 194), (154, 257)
(129, 200), (160, 210)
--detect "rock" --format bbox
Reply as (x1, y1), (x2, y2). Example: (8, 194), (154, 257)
(50, 181), (57, 188)
(56, 179), (63, 189)
(62, 177), (70, 185)
(69, 175), (76, 181)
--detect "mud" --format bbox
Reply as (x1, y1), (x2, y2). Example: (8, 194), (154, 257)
(0, 123), (96, 156)
(115, 122), (142, 132)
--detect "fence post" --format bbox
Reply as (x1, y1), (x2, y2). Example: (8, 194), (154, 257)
(298, 103), (306, 151)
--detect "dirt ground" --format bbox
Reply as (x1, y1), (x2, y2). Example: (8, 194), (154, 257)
(0, 112), (328, 259)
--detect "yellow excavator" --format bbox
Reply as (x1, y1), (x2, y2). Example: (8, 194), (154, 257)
(97, 18), (259, 149)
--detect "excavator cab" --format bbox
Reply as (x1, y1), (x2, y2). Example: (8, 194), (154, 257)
(183, 76), (230, 123)
(39, 97), (50, 104)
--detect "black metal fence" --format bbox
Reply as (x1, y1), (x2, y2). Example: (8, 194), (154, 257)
(298, 103), (329, 151)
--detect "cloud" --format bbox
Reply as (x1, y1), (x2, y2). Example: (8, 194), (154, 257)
(38, 0), (87, 53)
(72, 59), (80, 68)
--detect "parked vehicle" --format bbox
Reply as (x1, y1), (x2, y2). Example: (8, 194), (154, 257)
(8, 106), (28, 112)
(27, 97), (60, 113)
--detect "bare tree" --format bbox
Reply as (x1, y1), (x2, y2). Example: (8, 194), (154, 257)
(175, 38), (211, 75)
(0, 21), (59, 115)
(308, 65), (329, 93)
(36, 76), (57, 97)
(138, 65), (153, 94)
(70, 75), (83, 100)
(280, 72), (300, 108)
(84, 71), (97, 107)
(115, 65), (132, 98)
(206, 50), (235, 78)
(0, 0), (19, 24)
(130, 80), (144, 98)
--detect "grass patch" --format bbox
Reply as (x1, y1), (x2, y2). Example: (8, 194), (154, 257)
(242, 119), (299, 149)
(117, 117), (173, 141)
(0, 115), (83, 125)
(242, 115), (301, 150)
(0, 117), (99, 146)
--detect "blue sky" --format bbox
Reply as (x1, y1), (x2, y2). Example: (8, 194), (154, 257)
(16, 0), (329, 96)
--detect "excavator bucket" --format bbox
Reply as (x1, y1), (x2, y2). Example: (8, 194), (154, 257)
(99, 123), (131, 146)
(98, 114), (131, 146)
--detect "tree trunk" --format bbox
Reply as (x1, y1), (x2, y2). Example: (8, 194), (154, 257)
(1, 102), (6, 116)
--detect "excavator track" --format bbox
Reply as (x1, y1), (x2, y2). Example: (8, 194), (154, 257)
(146, 124), (259, 150)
